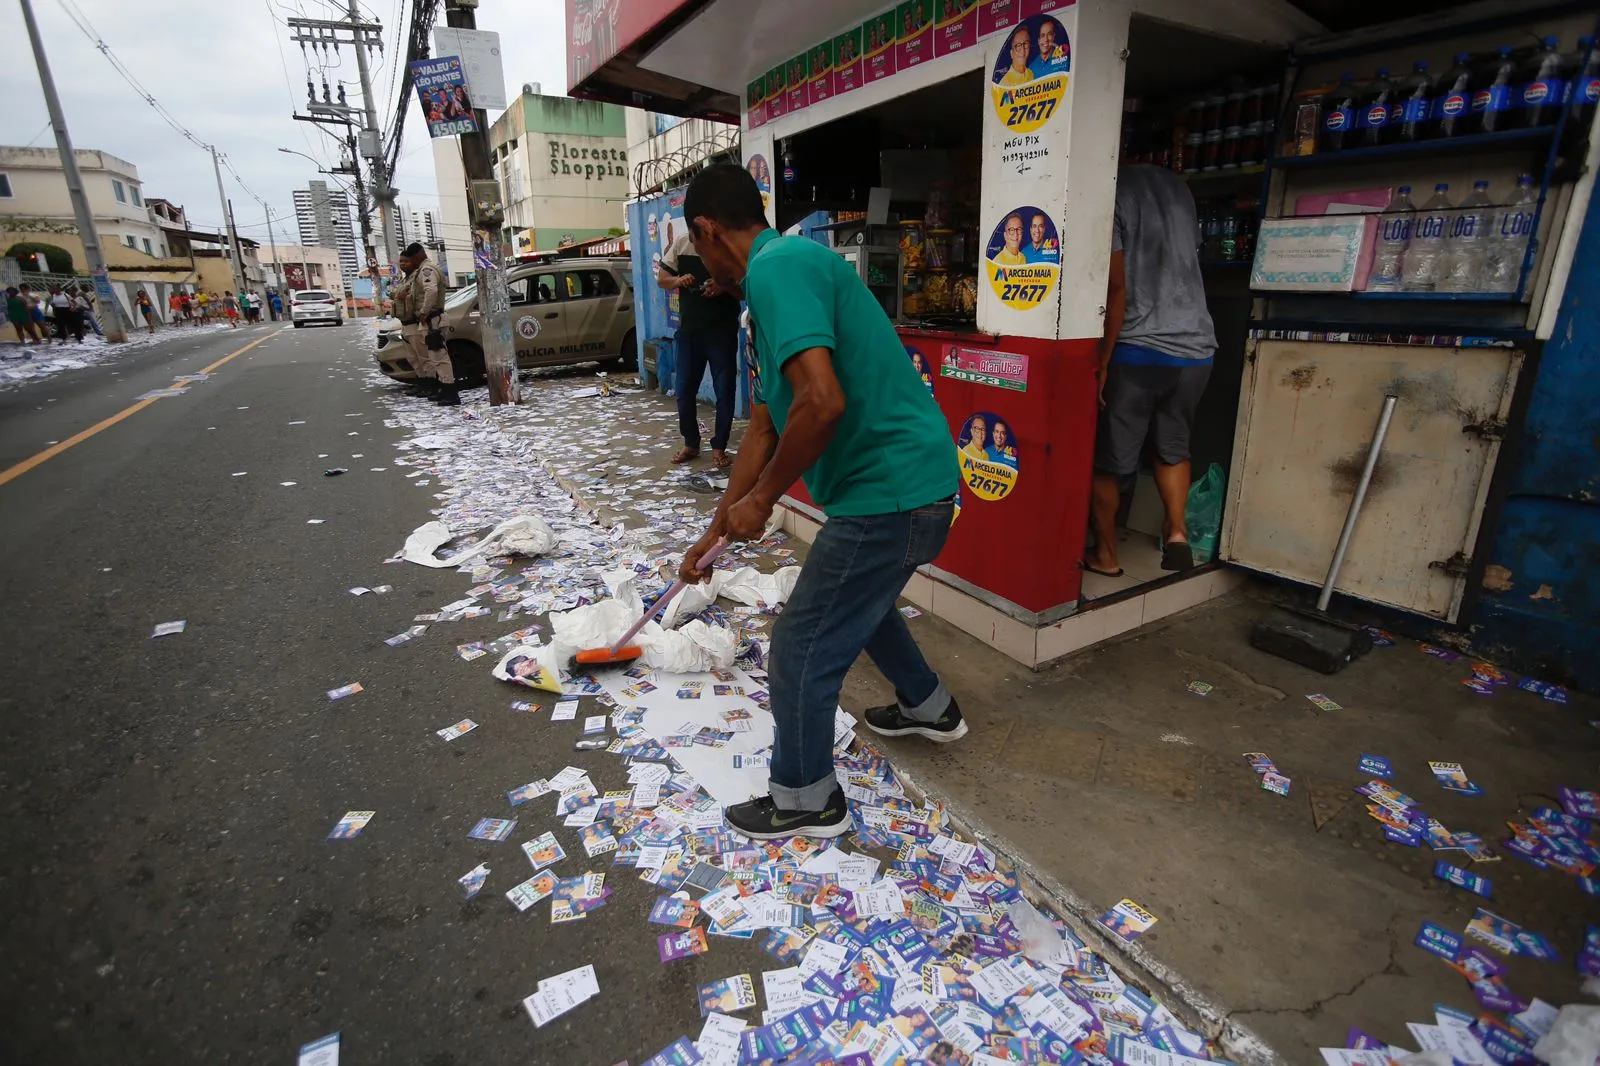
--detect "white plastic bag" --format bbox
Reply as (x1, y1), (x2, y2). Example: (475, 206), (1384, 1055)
(449, 514), (554, 563)
(1533, 1005), (1600, 1066)
(402, 520), (456, 567)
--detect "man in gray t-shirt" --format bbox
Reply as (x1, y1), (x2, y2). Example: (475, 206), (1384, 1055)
(1085, 165), (1218, 577)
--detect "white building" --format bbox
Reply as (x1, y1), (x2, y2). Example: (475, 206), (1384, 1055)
(395, 204), (440, 249)
(490, 90), (630, 255)
(292, 180), (359, 288)
(624, 113), (740, 199)
(0, 145), (168, 261)
(431, 139), (474, 287)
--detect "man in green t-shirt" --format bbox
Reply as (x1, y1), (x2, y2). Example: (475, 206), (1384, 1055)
(677, 165), (966, 840)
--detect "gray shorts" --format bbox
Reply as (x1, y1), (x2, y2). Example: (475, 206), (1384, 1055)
(1094, 361), (1212, 477)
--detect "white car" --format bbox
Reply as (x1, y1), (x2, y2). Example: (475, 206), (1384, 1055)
(290, 289), (343, 328)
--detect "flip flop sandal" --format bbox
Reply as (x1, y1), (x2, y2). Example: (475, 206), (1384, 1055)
(712, 452), (734, 470)
(670, 447), (700, 464)
(1080, 561), (1125, 578)
(1161, 541), (1196, 572)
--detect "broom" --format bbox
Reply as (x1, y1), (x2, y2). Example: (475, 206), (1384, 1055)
(570, 537), (729, 671)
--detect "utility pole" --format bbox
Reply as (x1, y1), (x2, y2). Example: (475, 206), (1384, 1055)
(347, 0), (399, 275)
(19, 0), (126, 342)
(263, 204), (285, 296)
(287, 6), (395, 310)
(445, 0), (516, 405)
(211, 146), (246, 295)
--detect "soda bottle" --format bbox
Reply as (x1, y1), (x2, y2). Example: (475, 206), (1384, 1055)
(1518, 36), (1567, 128)
(1566, 36), (1599, 134)
(1321, 73), (1358, 152)
(1219, 206), (1239, 262)
(1472, 46), (1517, 134)
(1393, 61), (1434, 142)
(1402, 183), (1452, 292)
(1358, 67), (1395, 147)
(1367, 185), (1416, 292)
(1441, 180), (1494, 292)
(1482, 174), (1538, 294)
(1434, 52), (1475, 138)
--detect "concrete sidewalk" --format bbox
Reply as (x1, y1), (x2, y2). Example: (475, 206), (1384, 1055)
(544, 371), (1599, 1064)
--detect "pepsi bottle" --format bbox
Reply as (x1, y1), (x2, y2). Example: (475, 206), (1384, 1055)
(1565, 36), (1598, 133)
(1393, 60), (1434, 143)
(1434, 53), (1474, 138)
(1518, 36), (1567, 128)
(1472, 46), (1517, 134)
(1321, 73), (1358, 152)
(1358, 68), (1396, 147)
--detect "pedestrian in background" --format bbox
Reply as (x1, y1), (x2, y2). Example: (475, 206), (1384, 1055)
(22, 285), (47, 340)
(7, 286), (40, 346)
(75, 283), (104, 338)
(168, 290), (183, 326)
(48, 285), (83, 343)
(135, 290), (156, 334)
(196, 291), (211, 324)
(268, 291), (283, 321)
(222, 290), (239, 328)
(659, 228), (740, 469)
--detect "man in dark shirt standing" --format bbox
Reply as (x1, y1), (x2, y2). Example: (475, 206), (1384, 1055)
(658, 232), (741, 469)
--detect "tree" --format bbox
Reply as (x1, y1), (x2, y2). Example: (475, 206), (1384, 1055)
(606, 226), (624, 237)
(6, 242), (74, 273)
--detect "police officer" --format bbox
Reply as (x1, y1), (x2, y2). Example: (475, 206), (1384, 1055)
(399, 243), (456, 406)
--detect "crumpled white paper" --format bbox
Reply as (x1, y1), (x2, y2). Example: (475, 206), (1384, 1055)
(1534, 1005), (1600, 1066)
(402, 515), (556, 568)
(537, 563), (801, 674)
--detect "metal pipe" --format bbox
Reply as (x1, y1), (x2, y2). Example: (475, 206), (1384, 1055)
(1318, 393), (1398, 612)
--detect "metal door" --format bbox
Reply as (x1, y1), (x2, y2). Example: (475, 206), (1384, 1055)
(1221, 339), (1524, 621)
(509, 270), (568, 364)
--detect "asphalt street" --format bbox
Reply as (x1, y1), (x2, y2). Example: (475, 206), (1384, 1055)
(0, 323), (779, 1064)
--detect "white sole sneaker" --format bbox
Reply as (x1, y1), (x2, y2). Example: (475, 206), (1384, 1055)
(864, 718), (969, 743)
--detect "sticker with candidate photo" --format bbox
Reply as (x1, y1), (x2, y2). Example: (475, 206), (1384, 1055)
(990, 14), (1070, 133)
(906, 345), (935, 393)
(956, 411), (1019, 502)
(985, 208), (1060, 310)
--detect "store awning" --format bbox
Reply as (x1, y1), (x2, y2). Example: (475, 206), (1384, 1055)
(563, 0), (1506, 121)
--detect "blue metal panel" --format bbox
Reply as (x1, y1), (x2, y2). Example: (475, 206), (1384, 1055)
(1470, 190), (1600, 692)
(625, 191), (750, 419)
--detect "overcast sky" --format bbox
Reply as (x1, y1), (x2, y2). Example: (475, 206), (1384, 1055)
(3, 0), (566, 246)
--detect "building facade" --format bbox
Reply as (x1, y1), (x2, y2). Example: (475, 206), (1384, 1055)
(292, 180), (359, 288)
(257, 243), (346, 303)
(430, 139), (473, 287)
(489, 92), (629, 255)
(623, 112), (740, 199)
(0, 145), (168, 263)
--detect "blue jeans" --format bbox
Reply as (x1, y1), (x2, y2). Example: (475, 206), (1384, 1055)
(767, 499), (955, 810)
(675, 326), (737, 451)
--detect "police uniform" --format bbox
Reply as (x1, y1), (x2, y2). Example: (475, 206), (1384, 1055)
(403, 258), (452, 385)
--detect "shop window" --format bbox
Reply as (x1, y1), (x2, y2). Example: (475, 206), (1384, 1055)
(113, 179), (126, 203)
(562, 269), (619, 300)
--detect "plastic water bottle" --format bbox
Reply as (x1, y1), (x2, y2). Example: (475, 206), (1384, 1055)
(1472, 47), (1517, 134)
(1402, 183), (1452, 292)
(1441, 180), (1494, 292)
(1434, 53), (1475, 138)
(1482, 175), (1538, 294)
(1358, 68), (1396, 147)
(1518, 36), (1567, 128)
(1392, 61), (1434, 142)
(1567, 36), (1599, 132)
(1368, 185), (1416, 292)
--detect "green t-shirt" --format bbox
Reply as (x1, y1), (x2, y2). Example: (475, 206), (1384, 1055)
(743, 229), (958, 517)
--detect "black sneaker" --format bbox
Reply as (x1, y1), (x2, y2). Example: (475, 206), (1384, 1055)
(863, 697), (968, 742)
(724, 789), (852, 841)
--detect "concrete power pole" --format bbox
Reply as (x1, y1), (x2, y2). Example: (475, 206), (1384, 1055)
(211, 146), (246, 295)
(445, 0), (516, 405)
(348, 0), (399, 294)
(263, 204), (285, 295)
(18, 0), (126, 342)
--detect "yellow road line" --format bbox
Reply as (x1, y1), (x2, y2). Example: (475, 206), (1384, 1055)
(0, 329), (282, 489)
